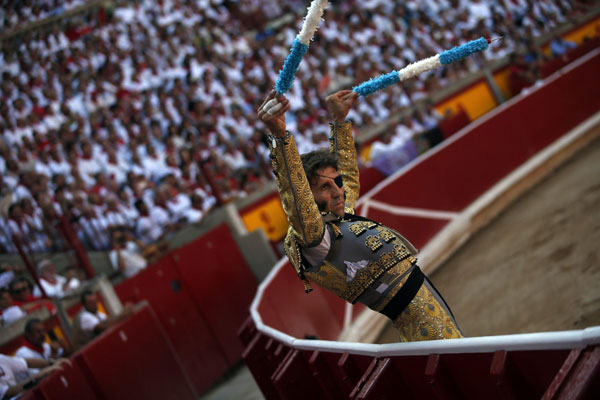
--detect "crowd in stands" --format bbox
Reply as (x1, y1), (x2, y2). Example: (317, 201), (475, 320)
(0, 260), (84, 326)
(0, 0), (594, 255)
(0, 257), (131, 396)
(0, 0), (87, 34)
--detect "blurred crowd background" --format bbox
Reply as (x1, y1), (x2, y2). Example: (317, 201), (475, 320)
(0, 0), (594, 260)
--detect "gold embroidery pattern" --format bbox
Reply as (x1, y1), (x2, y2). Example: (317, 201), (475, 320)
(330, 122), (360, 210)
(348, 223), (367, 236)
(269, 134), (324, 248)
(348, 220), (376, 236)
(329, 223), (343, 238)
(345, 255), (416, 303)
(365, 235), (383, 252)
(378, 230), (395, 243)
(393, 243), (411, 260)
(392, 284), (463, 342)
(304, 261), (349, 300)
(284, 230), (302, 274)
(304, 241), (417, 304)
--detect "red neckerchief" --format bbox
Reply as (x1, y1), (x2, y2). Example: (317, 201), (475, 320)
(21, 337), (45, 355)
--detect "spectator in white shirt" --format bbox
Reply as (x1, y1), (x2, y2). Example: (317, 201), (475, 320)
(15, 318), (65, 381)
(103, 149), (127, 184)
(0, 288), (26, 326)
(108, 229), (148, 278)
(78, 141), (102, 187)
(134, 199), (165, 245)
(34, 260), (80, 299)
(48, 147), (71, 178)
(71, 290), (133, 350)
(33, 150), (53, 178)
(0, 354), (69, 400)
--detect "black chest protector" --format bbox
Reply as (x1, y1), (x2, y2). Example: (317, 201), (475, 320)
(303, 214), (418, 308)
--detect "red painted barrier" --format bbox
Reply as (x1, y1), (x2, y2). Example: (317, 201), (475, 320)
(541, 38), (600, 77)
(257, 264), (343, 341)
(369, 49), (600, 214)
(22, 304), (197, 400)
(30, 357), (100, 400)
(358, 166), (385, 196)
(115, 255), (228, 394)
(71, 304), (196, 400)
(114, 223), (258, 394)
(172, 224), (256, 365)
(439, 107), (471, 139)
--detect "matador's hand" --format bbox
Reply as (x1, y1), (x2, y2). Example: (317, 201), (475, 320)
(325, 90), (358, 123)
(258, 90), (290, 138)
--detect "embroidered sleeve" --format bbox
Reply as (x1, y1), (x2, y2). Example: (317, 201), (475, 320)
(269, 133), (325, 249)
(330, 122), (360, 212)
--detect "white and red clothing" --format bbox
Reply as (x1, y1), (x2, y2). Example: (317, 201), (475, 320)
(34, 275), (80, 298)
(0, 355), (28, 399)
(0, 305), (26, 325)
(109, 242), (147, 278)
(15, 339), (62, 380)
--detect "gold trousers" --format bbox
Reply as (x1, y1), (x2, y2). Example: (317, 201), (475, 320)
(392, 280), (464, 342)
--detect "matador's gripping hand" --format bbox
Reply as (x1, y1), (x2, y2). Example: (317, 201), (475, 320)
(258, 90), (291, 138)
(325, 90), (359, 123)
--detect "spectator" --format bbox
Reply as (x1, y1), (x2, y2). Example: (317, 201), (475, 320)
(134, 198), (176, 249)
(0, 263), (22, 289)
(0, 288), (26, 326)
(71, 290), (133, 350)
(33, 260), (80, 299)
(15, 318), (66, 380)
(9, 277), (54, 315)
(184, 193), (210, 224)
(108, 229), (148, 278)
(549, 34), (577, 58)
(0, 353), (70, 400)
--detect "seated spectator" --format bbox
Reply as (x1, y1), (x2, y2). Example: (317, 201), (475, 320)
(108, 229), (149, 278)
(0, 263), (22, 289)
(33, 260), (80, 299)
(0, 353), (70, 400)
(15, 318), (66, 380)
(0, 288), (26, 326)
(134, 199), (173, 248)
(71, 290), (133, 350)
(9, 277), (54, 315)
(184, 193), (210, 224)
(549, 34), (577, 59)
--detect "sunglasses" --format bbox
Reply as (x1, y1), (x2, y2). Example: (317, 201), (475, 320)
(314, 174), (344, 188)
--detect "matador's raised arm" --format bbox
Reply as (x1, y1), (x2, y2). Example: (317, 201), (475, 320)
(329, 121), (359, 212)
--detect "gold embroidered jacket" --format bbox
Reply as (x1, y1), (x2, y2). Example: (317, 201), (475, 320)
(268, 122), (359, 290)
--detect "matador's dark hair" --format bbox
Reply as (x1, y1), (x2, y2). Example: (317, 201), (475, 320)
(300, 149), (338, 186)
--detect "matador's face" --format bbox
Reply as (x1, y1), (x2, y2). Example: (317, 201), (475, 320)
(310, 166), (345, 217)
